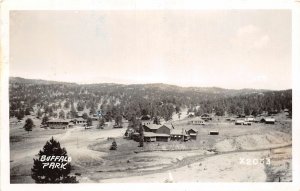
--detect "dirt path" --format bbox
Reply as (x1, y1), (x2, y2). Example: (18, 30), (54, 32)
(95, 143), (292, 182)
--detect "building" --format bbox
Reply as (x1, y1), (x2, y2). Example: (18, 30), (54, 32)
(71, 117), (87, 126)
(235, 120), (244, 125)
(188, 117), (205, 125)
(209, 131), (219, 135)
(265, 118), (276, 124)
(187, 128), (198, 140)
(201, 114), (212, 121)
(188, 112), (195, 118)
(170, 129), (189, 141)
(47, 119), (74, 129)
(245, 116), (255, 122)
(143, 132), (170, 142)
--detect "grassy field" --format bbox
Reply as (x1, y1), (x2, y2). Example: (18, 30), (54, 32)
(10, 113), (292, 183)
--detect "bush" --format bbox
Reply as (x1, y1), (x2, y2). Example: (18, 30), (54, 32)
(110, 140), (117, 150)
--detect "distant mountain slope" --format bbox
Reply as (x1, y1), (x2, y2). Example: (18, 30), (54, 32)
(9, 77), (292, 122)
(9, 77), (77, 85)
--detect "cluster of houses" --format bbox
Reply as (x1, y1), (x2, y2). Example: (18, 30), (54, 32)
(233, 115), (276, 125)
(45, 117), (87, 129)
(187, 113), (212, 122)
(127, 123), (199, 142)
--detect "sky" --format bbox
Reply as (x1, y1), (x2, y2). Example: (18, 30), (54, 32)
(9, 10), (291, 90)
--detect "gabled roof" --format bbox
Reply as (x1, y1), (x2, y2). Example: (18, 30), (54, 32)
(187, 128), (198, 133)
(143, 124), (161, 130)
(171, 129), (187, 135)
(47, 119), (71, 123)
(201, 113), (210, 117)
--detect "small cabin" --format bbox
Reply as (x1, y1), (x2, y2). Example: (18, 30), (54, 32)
(201, 113), (212, 121)
(209, 131), (219, 135)
(265, 118), (275, 124)
(235, 120), (244, 125)
(187, 128), (198, 140)
(188, 117), (205, 125)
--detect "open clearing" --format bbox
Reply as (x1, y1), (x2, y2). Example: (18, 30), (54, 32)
(10, 114), (292, 183)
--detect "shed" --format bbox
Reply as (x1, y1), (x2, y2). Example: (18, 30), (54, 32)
(235, 120), (244, 125)
(265, 118), (276, 124)
(209, 131), (219, 135)
(187, 128), (198, 140)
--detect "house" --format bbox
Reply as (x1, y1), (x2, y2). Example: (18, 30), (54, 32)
(245, 117), (255, 122)
(188, 117), (205, 125)
(243, 121), (252, 125)
(188, 112), (195, 118)
(170, 129), (189, 141)
(265, 118), (276, 124)
(201, 114), (212, 121)
(187, 128), (198, 140)
(237, 114), (246, 118)
(47, 119), (74, 129)
(71, 117), (87, 126)
(235, 120), (244, 125)
(140, 115), (152, 125)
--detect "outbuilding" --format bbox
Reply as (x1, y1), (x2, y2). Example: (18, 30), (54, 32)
(188, 117), (205, 125)
(265, 118), (276, 124)
(187, 128), (198, 140)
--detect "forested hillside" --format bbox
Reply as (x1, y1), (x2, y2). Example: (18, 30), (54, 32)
(9, 77), (292, 123)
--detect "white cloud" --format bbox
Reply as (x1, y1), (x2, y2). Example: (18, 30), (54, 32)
(231, 25), (270, 51)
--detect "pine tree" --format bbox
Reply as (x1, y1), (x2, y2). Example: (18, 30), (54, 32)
(59, 110), (65, 119)
(24, 118), (34, 133)
(139, 124), (144, 147)
(31, 137), (78, 183)
(110, 140), (117, 150)
(42, 116), (49, 125)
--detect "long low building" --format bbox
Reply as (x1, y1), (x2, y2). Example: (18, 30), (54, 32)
(46, 119), (74, 129)
(144, 132), (170, 142)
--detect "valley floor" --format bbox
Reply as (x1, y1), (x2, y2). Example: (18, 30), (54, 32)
(10, 115), (292, 183)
